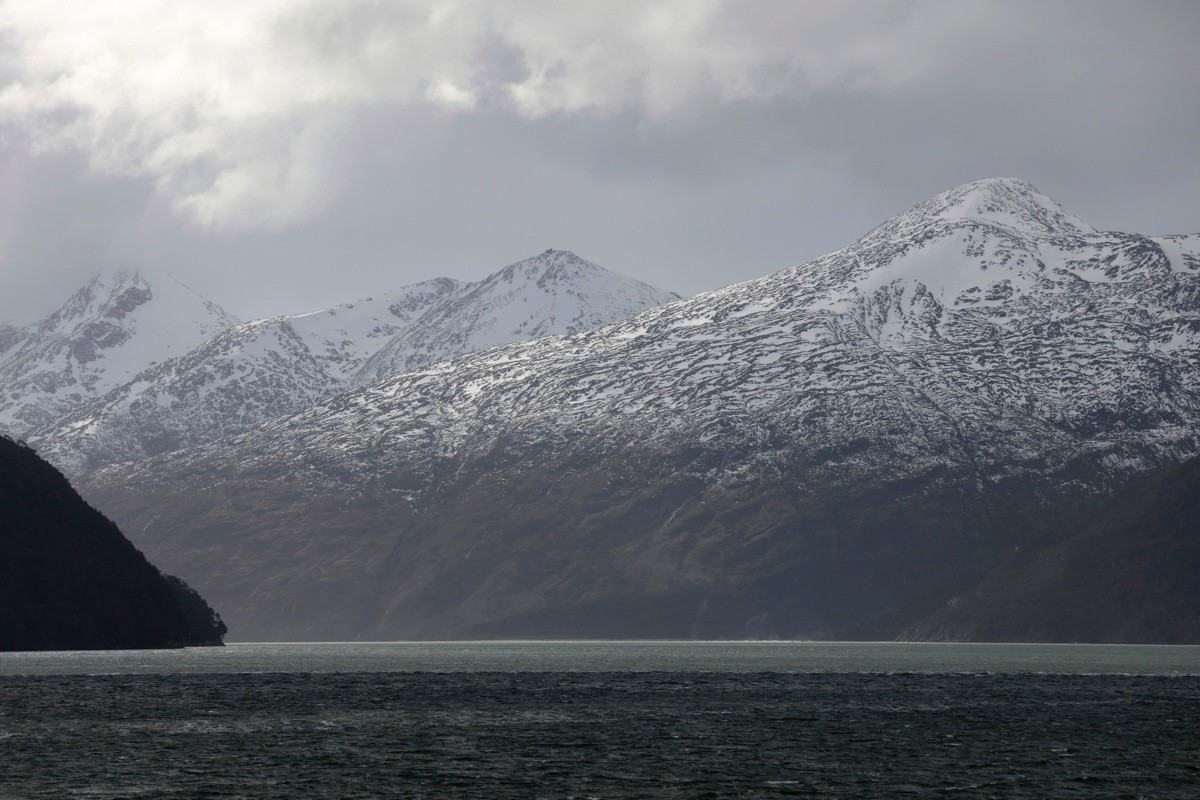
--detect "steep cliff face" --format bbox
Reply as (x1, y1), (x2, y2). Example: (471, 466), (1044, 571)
(78, 179), (1200, 641)
(0, 436), (225, 651)
(902, 454), (1200, 644)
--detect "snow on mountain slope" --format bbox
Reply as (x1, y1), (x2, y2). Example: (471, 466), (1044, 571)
(356, 249), (684, 381)
(222, 177), (1194, 478)
(29, 277), (461, 475)
(231, 176), (1190, 472)
(284, 277), (463, 383)
(1153, 233), (1200, 275)
(78, 179), (1200, 641)
(0, 268), (237, 436)
(32, 252), (679, 474)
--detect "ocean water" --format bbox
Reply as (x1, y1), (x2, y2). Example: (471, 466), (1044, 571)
(1, 642), (1197, 798)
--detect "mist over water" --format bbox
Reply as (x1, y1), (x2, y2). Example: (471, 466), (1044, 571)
(2, 643), (1198, 798)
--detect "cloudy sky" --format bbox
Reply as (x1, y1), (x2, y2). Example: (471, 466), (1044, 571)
(0, 0), (1197, 323)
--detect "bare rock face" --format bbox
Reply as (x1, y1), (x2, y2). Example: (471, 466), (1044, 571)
(0, 436), (225, 651)
(74, 179), (1200, 641)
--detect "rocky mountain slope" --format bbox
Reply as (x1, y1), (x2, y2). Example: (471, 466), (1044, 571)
(903, 453), (1200, 644)
(0, 435), (225, 650)
(78, 179), (1200, 641)
(30, 250), (679, 475)
(0, 268), (238, 437)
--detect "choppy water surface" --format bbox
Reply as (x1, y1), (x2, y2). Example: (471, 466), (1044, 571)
(1, 643), (1198, 798)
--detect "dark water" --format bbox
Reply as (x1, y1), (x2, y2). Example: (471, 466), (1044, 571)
(2, 671), (1199, 798)
(1, 644), (1198, 798)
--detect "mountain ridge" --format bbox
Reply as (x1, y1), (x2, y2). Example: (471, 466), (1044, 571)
(26, 250), (679, 475)
(75, 178), (1200, 641)
(0, 268), (238, 437)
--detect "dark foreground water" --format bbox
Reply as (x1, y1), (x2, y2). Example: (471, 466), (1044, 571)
(1, 643), (1198, 798)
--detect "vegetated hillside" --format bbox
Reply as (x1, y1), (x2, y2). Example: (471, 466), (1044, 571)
(32, 250), (679, 476)
(0, 436), (225, 651)
(901, 454), (1200, 643)
(79, 179), (1200, 641)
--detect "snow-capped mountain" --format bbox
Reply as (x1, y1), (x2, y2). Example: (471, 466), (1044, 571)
(0, 268), (237, 437)
(356, 249), (687, 381)
(31, 251), (680, 474)
(79, 179), (1200, 641)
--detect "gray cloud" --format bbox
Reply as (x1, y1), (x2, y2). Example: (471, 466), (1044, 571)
(0, 1), (1053, 231)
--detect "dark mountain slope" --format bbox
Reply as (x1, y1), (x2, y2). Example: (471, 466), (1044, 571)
(0, 436), (225, 650)
(902, 454), (1200, 643)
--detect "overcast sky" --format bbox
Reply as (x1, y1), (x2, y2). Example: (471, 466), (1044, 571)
(0, 0), (1197, 324)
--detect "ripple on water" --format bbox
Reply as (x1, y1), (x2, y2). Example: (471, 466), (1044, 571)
(0, 671), (1197, 798)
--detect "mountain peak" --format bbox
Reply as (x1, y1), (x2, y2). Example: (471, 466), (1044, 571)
(51, 267), (233, 328)
(0, 267), (238, 436)
(88, 264), (148, 286)
(505, 248), (592, 276)
(485, 250), (616, 291)
(349, 250), (680, 385)
(918, 178), (1095, 236)
(78, 267), (154, 319)
(538, 248), (583, 261)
